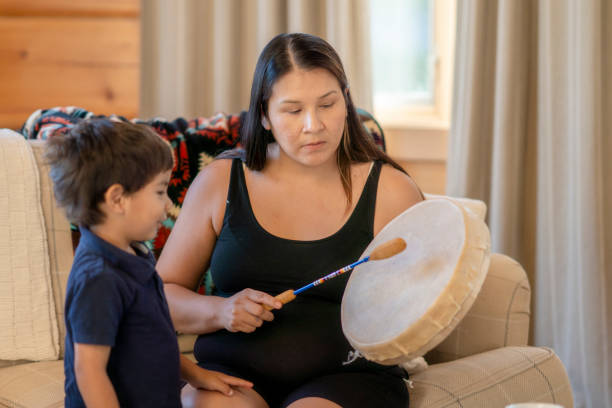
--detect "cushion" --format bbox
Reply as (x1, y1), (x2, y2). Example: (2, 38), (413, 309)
(29, 141), (74, 359)
(177, 333), (198, 354)
(427, 253), (531, 364)
(0, 360), (64, 407)
(424, 193), (488, 221)
(410, 346), (573, 407)
(0, 130), (60, 361)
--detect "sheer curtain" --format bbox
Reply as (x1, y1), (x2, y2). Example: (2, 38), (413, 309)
(448, 1), (612, 407)
(140, 0), (372, 119)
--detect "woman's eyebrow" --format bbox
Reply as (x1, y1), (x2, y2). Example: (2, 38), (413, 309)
(279, 90), (339, 104)
(318, 90), (338, 99)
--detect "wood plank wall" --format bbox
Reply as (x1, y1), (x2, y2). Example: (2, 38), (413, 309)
(0, 0), (140, 130)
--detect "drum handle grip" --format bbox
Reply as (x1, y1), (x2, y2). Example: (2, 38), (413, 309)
(368, 237), (407, 260)
(264, 289), (296, 311)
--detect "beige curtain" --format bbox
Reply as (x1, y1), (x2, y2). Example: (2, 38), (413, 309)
(140, 0), (372, 119)
(448, 1), (612, 407)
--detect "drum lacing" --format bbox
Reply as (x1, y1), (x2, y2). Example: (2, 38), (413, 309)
(342, 349), (363, 365)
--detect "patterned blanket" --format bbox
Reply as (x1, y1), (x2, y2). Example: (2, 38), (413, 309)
(21, 106), (385, 293)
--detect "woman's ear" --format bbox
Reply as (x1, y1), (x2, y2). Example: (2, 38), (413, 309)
(261, 115), (271, 130)
(103, 184), (127, 214)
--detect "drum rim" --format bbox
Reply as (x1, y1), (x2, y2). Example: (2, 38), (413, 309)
(341, 198), (491, 364)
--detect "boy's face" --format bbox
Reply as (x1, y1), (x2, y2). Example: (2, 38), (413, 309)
(123, 170), (172, 243)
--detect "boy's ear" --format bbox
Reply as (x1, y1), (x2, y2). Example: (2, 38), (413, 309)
(103, 184), (127, 214)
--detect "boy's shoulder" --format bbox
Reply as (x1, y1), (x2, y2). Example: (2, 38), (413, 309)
(68, 244), (132, 297)
(70, 247), (112, 280)
(71, 227), (150, 282)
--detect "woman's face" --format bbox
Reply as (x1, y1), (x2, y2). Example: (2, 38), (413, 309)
(263, 67), (347, 167)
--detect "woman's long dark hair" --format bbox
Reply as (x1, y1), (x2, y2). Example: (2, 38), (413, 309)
(238, 32), (409, 206)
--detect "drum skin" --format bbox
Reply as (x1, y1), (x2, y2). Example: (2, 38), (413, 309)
(341, 199), (491, 365)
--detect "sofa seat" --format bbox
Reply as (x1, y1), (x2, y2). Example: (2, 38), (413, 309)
(0, 346), (571, 408)
(410, 346), (573, 407)
(0, 360), (63, 407)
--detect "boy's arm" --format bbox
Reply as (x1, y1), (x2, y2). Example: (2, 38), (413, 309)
(179, 354), (252, 396)
(74, 343), (120, 408)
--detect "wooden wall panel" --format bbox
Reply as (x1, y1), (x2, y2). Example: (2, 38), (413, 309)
(0, 0), (138, 17)
(0, 64), (139, 129)
(0, 18), (139, 64)
(0, 1), (139, 130)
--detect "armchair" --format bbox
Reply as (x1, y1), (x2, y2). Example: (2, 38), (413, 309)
(0, 109), (573, 407)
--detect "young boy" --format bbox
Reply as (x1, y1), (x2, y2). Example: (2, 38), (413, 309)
(45, 119), (252, 407)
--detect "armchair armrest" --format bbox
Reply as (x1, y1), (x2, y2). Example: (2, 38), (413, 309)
(410, 346), (573, 408)
(427, 253), (531, 364)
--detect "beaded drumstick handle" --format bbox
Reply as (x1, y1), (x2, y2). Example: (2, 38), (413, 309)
(265, 238), (406, 310)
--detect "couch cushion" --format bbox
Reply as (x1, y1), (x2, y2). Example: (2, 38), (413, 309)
(177, 333), (197, 354)
(424, 193), (488, 221)
(0, 348), (572, 408)
(29, 141), (74, 359)
(0, 130), (60, 361)
(427, 253), (531, 364)
(409, 346), (574, 407)
(0, 360), (64, 407)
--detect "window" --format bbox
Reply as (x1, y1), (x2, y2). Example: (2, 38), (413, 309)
(370, 0), (456, 129)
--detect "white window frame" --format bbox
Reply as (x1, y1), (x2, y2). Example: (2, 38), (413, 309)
(372, 0), (456, 131)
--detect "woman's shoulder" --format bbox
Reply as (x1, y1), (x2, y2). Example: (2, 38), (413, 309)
(378, 162), (421, 192)
(187, 157), (237, 201)
(379, 162), (423, 203)
(189, 157), (235, 196)
(181, 158), (235, 229)
(350, 160), (421, 200)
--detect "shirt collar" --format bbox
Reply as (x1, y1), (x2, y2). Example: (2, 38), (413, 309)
(78, 226), (157, 284)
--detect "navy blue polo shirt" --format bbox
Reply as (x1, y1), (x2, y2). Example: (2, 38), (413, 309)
(64, 227), (181, 407)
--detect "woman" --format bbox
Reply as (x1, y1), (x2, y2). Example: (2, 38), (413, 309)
(158, 33), (423, 408)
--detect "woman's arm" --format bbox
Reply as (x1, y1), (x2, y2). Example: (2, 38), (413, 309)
(374, 164), (424, 235)
(74, 343), (120, 408)
(157, 159), (280, 334)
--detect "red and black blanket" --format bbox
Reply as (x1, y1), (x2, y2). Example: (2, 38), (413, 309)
(21, 106), (385, 293)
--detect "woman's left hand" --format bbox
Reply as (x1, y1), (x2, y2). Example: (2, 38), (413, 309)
(187, 367), (254, 396)
(181, 354), (253, 396)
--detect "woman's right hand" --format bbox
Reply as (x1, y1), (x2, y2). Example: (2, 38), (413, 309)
(219, 289), (282, 333)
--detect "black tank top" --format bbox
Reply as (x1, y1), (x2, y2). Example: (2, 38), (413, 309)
(194, 158), (393, 386)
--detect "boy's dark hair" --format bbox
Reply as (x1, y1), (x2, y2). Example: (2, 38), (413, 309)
(44, 118), (174, 227)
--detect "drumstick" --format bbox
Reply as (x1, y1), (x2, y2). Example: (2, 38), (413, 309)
(265, 238), (406, 310)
